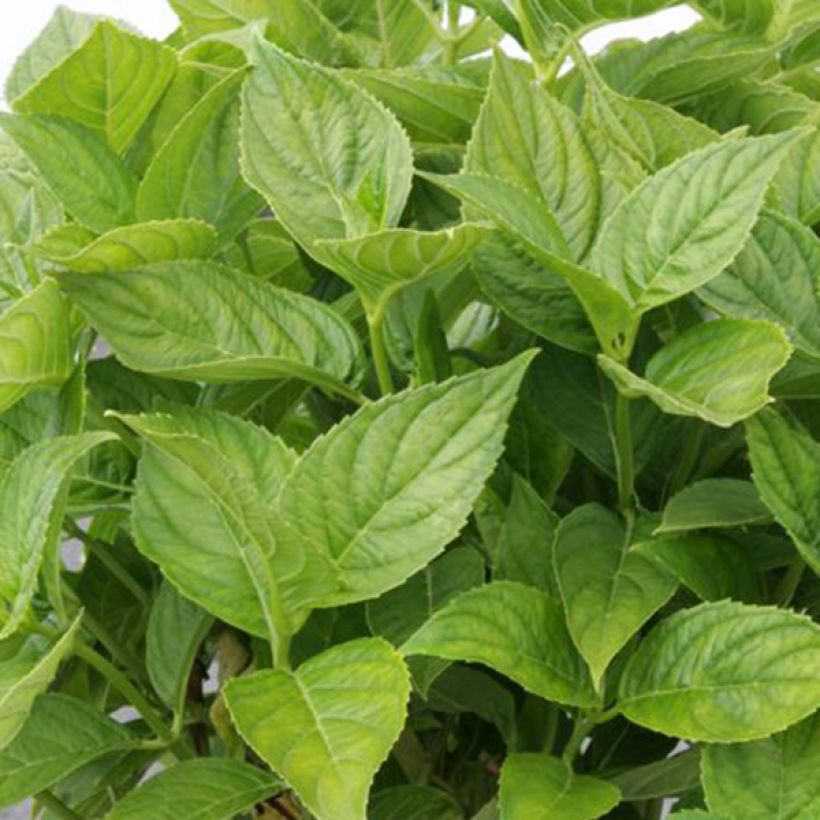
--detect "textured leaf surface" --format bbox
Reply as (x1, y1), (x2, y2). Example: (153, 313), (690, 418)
(240, 35), (412, 245)
(146, 583), (213, 713)
(169, 0), (274, 37)
(106, 759), (280, 820)
(369, 785), (461, 820)
(0, 114), (138, 233)
(747, 409), (820, 575)
(702, 712), (820, 820)
(273, 355), (532, 610)
(27, 220), (217, 272)
(13, 21), (176, 153)
(403, 581), (598, 708)
(225, 638), (410, 820)
(599, 319), (791, 427)
(776, 114), (820, 226)
(0, 615), (80, 750)
(698, 210), (820, 359)
(58, 261), (365, 395)
(593, 132), (806, 312)
(499, 754), (621, 820)
(618, 601), (820, 741)
(0, 432), (113, 638)
(554, 504), (677, 688)
(658, 478), (771, 533)
(137, 70), (263, 243)
(0, 280), (74, 415)
(0, 694), (133, 807)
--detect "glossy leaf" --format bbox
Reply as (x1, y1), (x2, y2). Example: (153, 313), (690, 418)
(554, 504), (677, 688)
(403, 581), (598, 708)
(499, 754), (621, 820)
(747, 409), (820, 575)
(106, 759), (281, 820)
(599, 319), (792, 427)
(225, 638), (410, 820)
(619, 600), (820, 742)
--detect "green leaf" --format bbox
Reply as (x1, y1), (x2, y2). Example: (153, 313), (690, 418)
(0, 614), (81, 750)
(635, 532), (761, 603)
(146, 583), (213, 714)
(747, 409), (820, 575)
(106, 758), (281, 820)
(0, 694), (133, 809)
(657, 478), (772, 533)
(13, 21), (176, 153)
(273, 354), (534, 610)
(4, 6), (99, 103)
(467, 51), (607, 262)
(240, 34), (413, 245)
(25, 220), (217, 272)
(169, 0), (275, 37)
(694, 0), (776, 34)
(0, 280), (75, 416)
(607, 748), (701, 801)
(0, 115), (138, 233)
(669, 812), (732, 820)
(702, 712), (820, 820)
(137, 70), (263, 244)
(225, 637), (410, 820)
(554, 504), (677, 688)
(369, 785), (461, 820)
(498, 754), (621, 820)
(403, 581), (598, 708)
(58, 260), (366, 398)
(598, 319), (792, 427)
(698, 209), (820, 360)
(776, 114), (820, 226)
(593, 131), (807, 313)
(0, 432), (114, 638)
(353, 0), (438, 68)
(315, 224), (489, 316)
(618, 600), (820, 742)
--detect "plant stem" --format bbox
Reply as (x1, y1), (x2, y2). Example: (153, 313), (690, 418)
(562, 707), (620, 765)
(73, 640), (173, 744)
(36, 791), (82, 820)
(614, 393), (635, 514)
(443, 2), (461, 64)
(776, 559), (805, 607)
(368, 311), (395, 395)
(82, 609), (147, 685)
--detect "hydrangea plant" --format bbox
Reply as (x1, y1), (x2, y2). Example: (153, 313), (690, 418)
(0, 1), (819, 818)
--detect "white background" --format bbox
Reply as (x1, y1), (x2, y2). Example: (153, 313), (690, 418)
(0, 1), (702, 97)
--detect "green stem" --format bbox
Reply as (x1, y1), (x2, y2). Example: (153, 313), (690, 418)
(776, 559), (805, 607)
(73, 640), (173, 744)
(541, 704), (559, 754)
(368, 310), (395, 396)
(443, 2), (461, 64)
(614, 393), (635, 514)
(36, 791), (82, 820)
(82, 609), (147, 685)
(562, 707), (620, 766)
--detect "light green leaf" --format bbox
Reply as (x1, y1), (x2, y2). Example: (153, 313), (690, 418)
(0, 115), (138, 233)
(0, 694), (133, 809)
(403, 581), (598, 708)
(698, 209), (820, 360)
(702, 712), (820, 820)
(554, 504), (677, 688)
(13, 21), (176, 153)
(669, 813), (731, 820)
(0, 432), (113, 638)
(273, 354), (533, 610)
(4, 6), (99, 103)
(315, 224), (489, 316)
(499, 753), (621, 820)
(146, 583), (213, 714)
(25, 220), (217, 272)
(776, 115), (820, 226)
(0, 614), (81, 750)
(105, 758), (281, 820)
(598, 319), (792, 427)
(169, 0), (274, 37)
(355, 0), (438, 68)
(618, 600), (820, 742)
(225, 637), (410, 820)
(467, 50), (607, 262)
(694, 0), (776, 33)
(58, 260), (366, 398)
(593, 131), (807, 313)
(747, 409), (820, 575)
(657, 478), (771, 533)
(0, 280), (75, 415)
(635, 532), (760, 602)
(369, 785), (461, 820)
(137, 70), (263, 244)
(240, 34), (413, 245)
